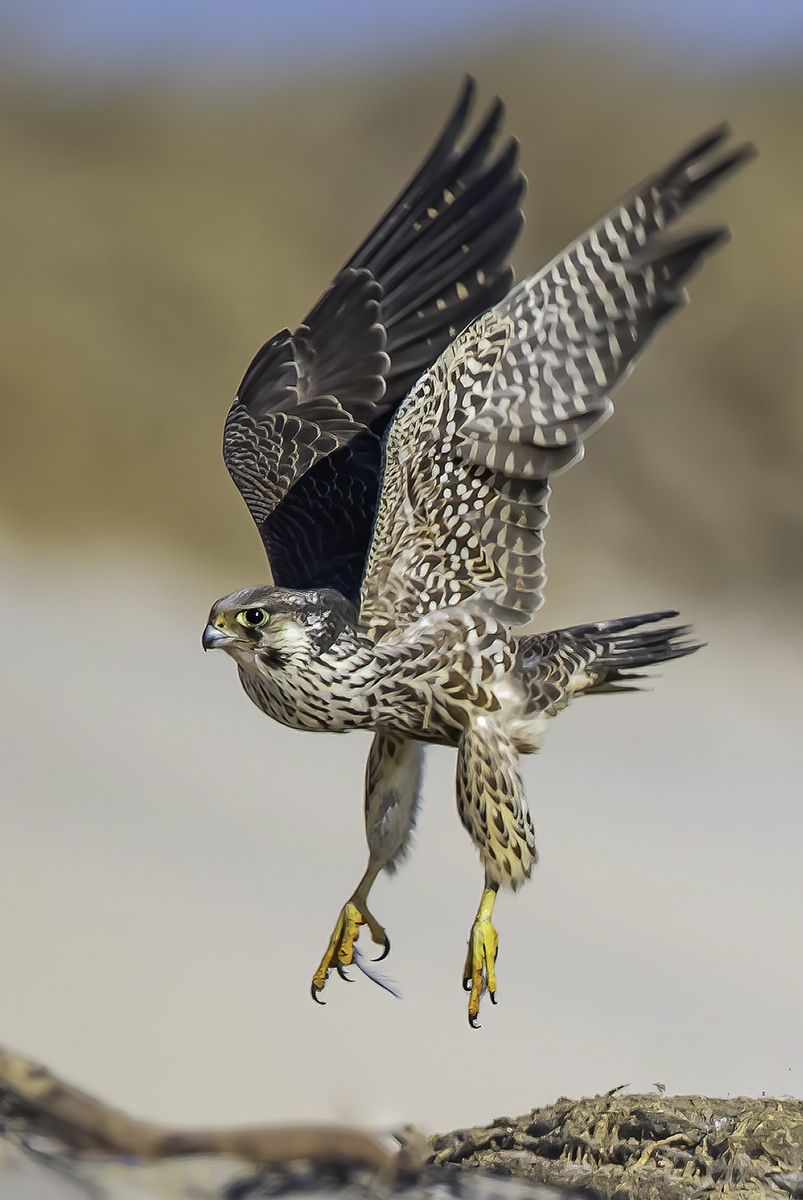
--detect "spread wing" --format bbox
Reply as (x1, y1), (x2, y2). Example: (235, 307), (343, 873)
(359, 126), (755, 635)
(223, 78), (525, 603)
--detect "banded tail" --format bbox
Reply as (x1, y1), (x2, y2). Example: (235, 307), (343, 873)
(519, 610), (702, 698)
(566, 610), (702, 693)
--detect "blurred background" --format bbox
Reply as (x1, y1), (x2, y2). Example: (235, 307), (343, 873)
(0, 0), (801, 1137)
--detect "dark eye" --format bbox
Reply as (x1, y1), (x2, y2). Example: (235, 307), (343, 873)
(238, 607), (268, 628)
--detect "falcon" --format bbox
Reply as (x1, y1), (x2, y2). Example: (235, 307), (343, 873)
(202, 80), (753, 1026)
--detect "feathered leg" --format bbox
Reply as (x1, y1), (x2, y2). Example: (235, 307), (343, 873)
(456, 721), (536, 1026)
(311, 732), (425, 1002)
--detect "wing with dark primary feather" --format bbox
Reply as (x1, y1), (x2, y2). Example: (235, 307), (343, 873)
(359, 126), (756, 634)
(223, 79), (525, 603)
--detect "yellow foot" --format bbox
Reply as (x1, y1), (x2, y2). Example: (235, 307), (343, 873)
(462, 887), (499, 1028)
(311, 900), (389, 1004)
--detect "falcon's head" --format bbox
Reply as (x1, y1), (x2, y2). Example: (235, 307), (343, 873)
(202, 585), (358, 670)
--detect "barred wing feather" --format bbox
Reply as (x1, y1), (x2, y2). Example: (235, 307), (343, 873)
(360, 126), (754, 634)
(223, 79), (524, 603)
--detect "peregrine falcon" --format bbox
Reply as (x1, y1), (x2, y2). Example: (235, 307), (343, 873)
(202, 80), (753, 1026)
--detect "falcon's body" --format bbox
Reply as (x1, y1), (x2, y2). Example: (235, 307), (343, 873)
(203, 81), (753, 1024)
(224, 588), (577, 749)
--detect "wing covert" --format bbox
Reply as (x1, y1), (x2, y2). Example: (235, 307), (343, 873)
(224, 269), (387, 526)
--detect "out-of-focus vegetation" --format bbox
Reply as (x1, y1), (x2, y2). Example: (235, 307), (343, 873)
(1, 43), (801, 607)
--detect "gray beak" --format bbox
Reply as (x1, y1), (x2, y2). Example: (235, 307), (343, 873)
(202, 624), (235, 652)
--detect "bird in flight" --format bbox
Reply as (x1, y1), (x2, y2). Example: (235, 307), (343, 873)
(202, 79), (753, 1026)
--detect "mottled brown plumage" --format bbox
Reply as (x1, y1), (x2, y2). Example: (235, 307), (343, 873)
(203, 82), (753, 1025)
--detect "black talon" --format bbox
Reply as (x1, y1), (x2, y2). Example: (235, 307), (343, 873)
(490, 991), (497, 1005)
(336, 962), (354, 982)
(311, 984), (326, 1006)
(374, 934), (391, 962)
(462, 977), (472, 992)
(469, 1012), (481, 1029)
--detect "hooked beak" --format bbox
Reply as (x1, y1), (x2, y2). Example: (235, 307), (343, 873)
(202, 623), (235, 652)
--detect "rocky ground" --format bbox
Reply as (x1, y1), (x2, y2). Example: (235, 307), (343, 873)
(1, 1046), (801, 1199)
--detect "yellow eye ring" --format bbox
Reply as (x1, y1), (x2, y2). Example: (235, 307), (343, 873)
(236, 608), (269, 629)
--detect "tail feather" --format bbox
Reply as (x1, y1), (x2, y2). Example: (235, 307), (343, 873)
(565, 610), (702, 693)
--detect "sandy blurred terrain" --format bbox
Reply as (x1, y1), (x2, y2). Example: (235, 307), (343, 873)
(0, 48), (800, 604)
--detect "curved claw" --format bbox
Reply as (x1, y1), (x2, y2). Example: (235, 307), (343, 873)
(310, 983), (326, 1006)
(311, 898), (390, 1002)
(373, 933), (391, 963)
(463, 888), (500, 1026)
